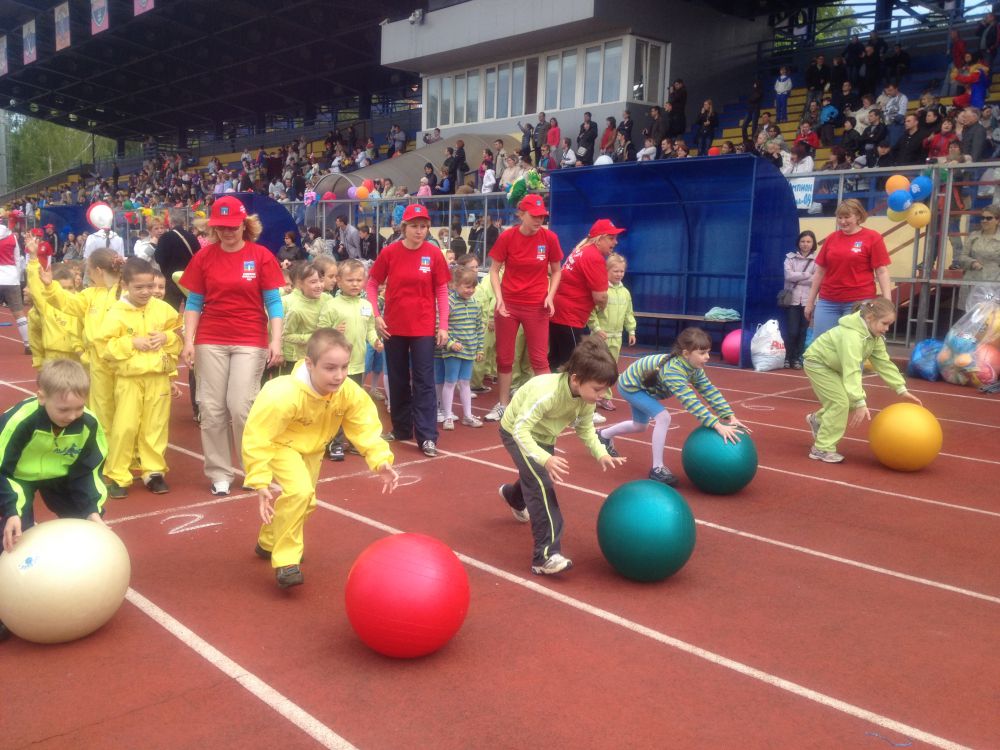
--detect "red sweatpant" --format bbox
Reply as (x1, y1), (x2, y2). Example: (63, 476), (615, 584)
(494, 302), (551, 375)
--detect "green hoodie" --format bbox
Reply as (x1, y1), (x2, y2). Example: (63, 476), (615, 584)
(804, 311), (908, 408)
(281, 289), (336, 363)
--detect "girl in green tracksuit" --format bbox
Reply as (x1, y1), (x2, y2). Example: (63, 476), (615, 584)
(588, 253), (636, 411)
(803, 298), (921, 463)
(279, 262), (336, 374)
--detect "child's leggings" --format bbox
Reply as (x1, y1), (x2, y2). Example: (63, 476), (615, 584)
(257, 446), (323, 567)
(598, 388), (674, 469)
(104, 373), (172, 487)
(498, 428), (562, 566)
(803, 361), (849, 451)
(439, 357), (474, 419)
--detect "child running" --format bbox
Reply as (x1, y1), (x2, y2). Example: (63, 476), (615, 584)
(597, 327), (748, 486)
(803, 298), (920, 463)
(96, 258), (183, 497)
(437, 266), (485, 430)
(587, 253), (636, 411)
(498, 337), (626, 575)
(242, 329), (398, 589)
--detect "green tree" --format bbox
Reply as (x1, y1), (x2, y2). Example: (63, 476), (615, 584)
(814, 2), (865, 44)
(7, 115), (118, 188)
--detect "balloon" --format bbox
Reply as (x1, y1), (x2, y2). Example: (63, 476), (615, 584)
(363, 179), (375, 191)
(322, 191), (336, 201)
(886, 207), (909, 222)
(906, 203), (931, 229)
(885, 175), (911, 194)
(909, 175), (933, 202)
(86, 202), (114, 230)
(356, 186), (370, 200)
(707, 146), (720, 156)
(347, 186), (358, 199)
(887, 189), (913, 212)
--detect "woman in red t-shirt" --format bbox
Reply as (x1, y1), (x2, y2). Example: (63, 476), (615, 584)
(804, 199), (892, 338)
(179, 196), (285, 496)
(366, 203), (450, 457)
(549, 219), (625, 370)
(484, 194), (563, 422)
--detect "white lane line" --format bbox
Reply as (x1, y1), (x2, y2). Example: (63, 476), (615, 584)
(315, 498), (971, 750)
(441, 449), (1000, 602)
(125, 588), (357, 750)
(608, 432), (1000, 519)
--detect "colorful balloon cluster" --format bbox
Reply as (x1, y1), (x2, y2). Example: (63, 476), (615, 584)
(885, 174), (933, 228)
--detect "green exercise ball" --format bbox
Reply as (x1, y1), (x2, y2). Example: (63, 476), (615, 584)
(597, 480), (697, 582)
(681, 426), (758, 495)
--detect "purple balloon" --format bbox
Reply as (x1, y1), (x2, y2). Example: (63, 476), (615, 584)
(347, 186), (358, 199)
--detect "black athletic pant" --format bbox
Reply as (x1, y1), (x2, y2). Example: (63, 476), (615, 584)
(499, 428), (562, 565)
(548, 322), (586, 372)
(384, 335), (437, 444)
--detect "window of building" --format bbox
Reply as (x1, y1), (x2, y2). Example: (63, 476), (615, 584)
(454, 75), (466, 123)
(584, 46), (601, 104)
(426, 77), (439, 129)
(511, 60), (525, 116)
(440, 76), (452, 125)
(485, 68), (496, 119)
(497, 64), (510, 118)
(560, 50), (577, 110)
(467, 70), (479, 123)
(525, 58), (538, 115)
(632, 38), (664, 103)
(545, 55), (559, 111)
(602, 40), (622, 103)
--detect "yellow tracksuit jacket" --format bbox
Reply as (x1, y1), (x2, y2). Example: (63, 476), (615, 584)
(242, 362), (393, 566)
(96, 297), (182, 486)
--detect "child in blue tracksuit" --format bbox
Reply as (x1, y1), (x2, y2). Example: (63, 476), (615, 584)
(597, 327), (749, 486)
(774, 66), (792, 123)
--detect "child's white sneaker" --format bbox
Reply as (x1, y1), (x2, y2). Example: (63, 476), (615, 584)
(461, 416), (483, 428)
(531, 553), (573, 576)
(592, 412), (607, 425)
(809, 446), (844, 463)
(484, 404), (505, 421)
(442, 418), (455, 430)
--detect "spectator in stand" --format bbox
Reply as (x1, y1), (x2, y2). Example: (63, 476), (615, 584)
(636, 137), (657, 161)
(859, 44), (881, 97)
(516, 121), (535, 161)
(668, 79), (688, 135)
(763, 140), (788, 171)
(453, 139), (469, 187)
(415, 178), (432, 197)
(643, 106), (667, 157)
(829, 56), (848, 93)
(481, 163), (498, 193)
(696, 100), (718, 156)
(833, 80), (860, 115)
(818, 96), (840, 147)
(561, 138), (579, 168)
(423, 162), (439, 192)
(794, 121), (821, 155)
(975, 12), (998, 70)
(862, 109), (889, 156)
(498, 155), (520, 191)
(443, 146), (455, 176)
(868, 30), (889, 59)
(577, 113), (598, 165)
(617, 110), (634, 145)
(614, 132), (637, 163)
(303, 226), (330, 259)
(674, 142), (691, 158)
(335, 215), (362, 261)
(846, 93), (876, 135)
(959, 106), (988, 162)
(451, 223), (467, 256)
(863, 140), (895, 169)
(720, 140), (736, 154)
(952, 51), (991, 110)
(874, 84), (905, 148)
(601, 117), (618, 154)
(782, 143), (815, 176)
(278, 232), (302, 266)
(423, 127), (442, 145)
(883, 44), (911, 82)
(659, 137), (675, 159)
(805, 55), (831, 109)
(663, 101), (685, 141)
(918, 92), (948, 128)
(892, 114), (929, 165)
(537, 144), (559, 174)
(942, 29), (968, 97)
(840, 116), (863, 158)
(533, 112), (550, 165)
(955, 205), (1000, 311)
(821, 146), (852, 171)
(801, 100), (821, 129)
(545, 119), (561, 158)
(389, 124), (407, 156)
(924, 116), (958, 158)
(843, 35), (866, 87)
(434, 168), (455, 196)
(774, 65), (793, 123)
(742, 79), (764, 143)
(478, 149), (494, 185)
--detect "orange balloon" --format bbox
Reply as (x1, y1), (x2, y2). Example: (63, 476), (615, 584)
(886, 175), (911, 194)
(355, 186), (370, 200)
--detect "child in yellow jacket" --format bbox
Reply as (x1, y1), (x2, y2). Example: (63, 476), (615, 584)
(26, 241), (124, 435)
(243, 328), (398, 588)
(26, 263), (85, 366)
(588, 253), (636, 411)
(96, 257), (182, 497)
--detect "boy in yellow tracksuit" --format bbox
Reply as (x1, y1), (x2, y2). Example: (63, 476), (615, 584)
(243, 328), (397, 589)
(96, 258), (182, 497)
(26, 242), (124, 435)
(587, 253), (636, 411)
(26, 264), (85, 366)
(320, 259), (382, 460)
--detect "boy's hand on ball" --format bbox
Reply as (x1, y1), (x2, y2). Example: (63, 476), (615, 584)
(545, 455), (570, 482)
(87, 512), (106, 526)
(3, 516), (22, 552)
(257, 487), (275, 523)
(599, 455), (627, 471)
(901, 391), (922, 406)
(849, 405), (871, 427)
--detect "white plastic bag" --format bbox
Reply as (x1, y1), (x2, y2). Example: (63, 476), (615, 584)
(751, 319), (787, 372)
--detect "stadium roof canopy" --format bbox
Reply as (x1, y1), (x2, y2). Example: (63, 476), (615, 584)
(0, 0), (418, 143)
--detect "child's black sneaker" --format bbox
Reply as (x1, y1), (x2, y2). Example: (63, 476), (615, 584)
(107, 481), (128, 499)
(327, 442), (345, 462)
(648, 467), (678, 486)
(275, 565), (304, 588)
(254, 544), (272, 560)
(597, 432), (620, 458)
(144, 474), (169, 494)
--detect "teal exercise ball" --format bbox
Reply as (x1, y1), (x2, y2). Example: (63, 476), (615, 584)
(597, 480), (697, 582)
(681, 427), (758, 495)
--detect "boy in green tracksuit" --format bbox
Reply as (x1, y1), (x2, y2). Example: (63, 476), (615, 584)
(321, 259), (382, 460)
(803, 298), (920, 463)
(497, 337), (626, 576)
(587, 253), (636, 411)
(1, 360), (109, 640)
(280, 262), (336, 374)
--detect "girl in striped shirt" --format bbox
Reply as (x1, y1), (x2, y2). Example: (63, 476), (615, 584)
(437, 267), (485, 430)
(597, 327), (748, 485)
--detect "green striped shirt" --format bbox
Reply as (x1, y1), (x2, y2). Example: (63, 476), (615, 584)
(618, 354), (734, 428)
(441, 289), (484, 361)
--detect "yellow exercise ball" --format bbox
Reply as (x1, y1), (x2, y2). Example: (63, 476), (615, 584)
(0, 519), (131, 643)
(885, 174), (911, 194)
(868, 403), (943, 472)
(886, 207), (910, 222)
(906, 203), (931, 228)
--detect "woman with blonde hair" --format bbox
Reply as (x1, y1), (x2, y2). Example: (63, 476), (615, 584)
(805, 199), (892, 338)
(179, 196), (285, 496)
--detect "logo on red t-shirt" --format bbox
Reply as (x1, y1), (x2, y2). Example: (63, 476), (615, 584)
(242, 260), (257, 281)
(419, 256), (431, 273)
(535, 244), (547, 261)
(851, 241), (863, 253)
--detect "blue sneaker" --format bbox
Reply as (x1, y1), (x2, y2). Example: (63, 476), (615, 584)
(648, 466), (678, 486)
(597, 431), (620, 458)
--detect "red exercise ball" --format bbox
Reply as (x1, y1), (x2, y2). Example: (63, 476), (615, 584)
(344, 533), (470, 658)
(721, 329), (742, 365)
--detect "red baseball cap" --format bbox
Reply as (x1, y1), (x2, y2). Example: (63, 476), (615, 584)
(589, 219), (626, 237)
(402, 204), (430, 223)
(208, 196), (248, 227)
(517, 194), (549, 217)
(30, 228), (44, 237)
